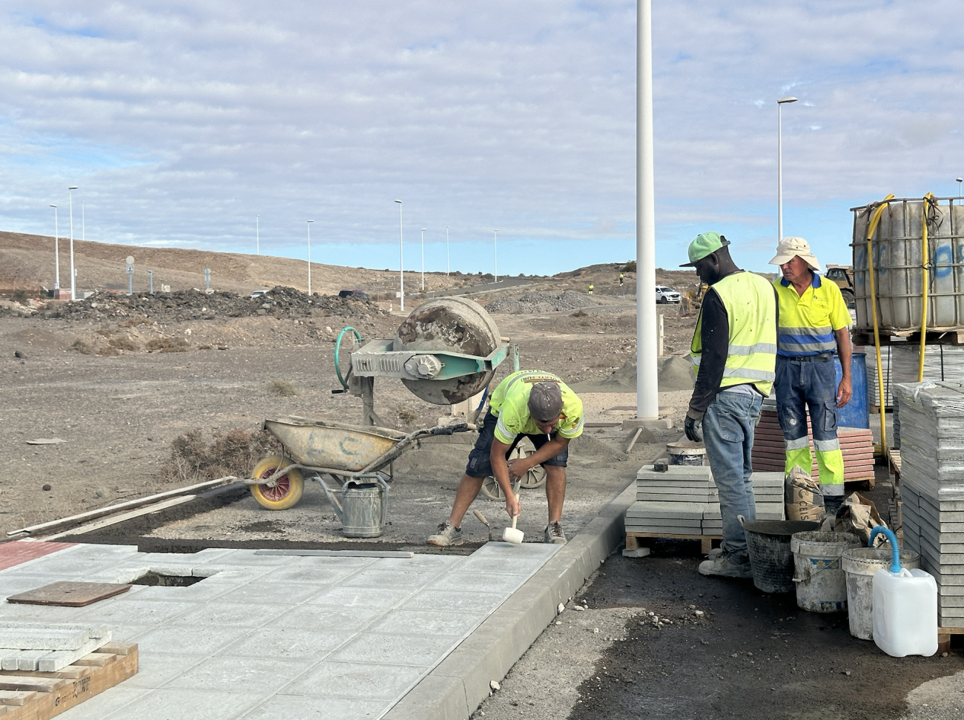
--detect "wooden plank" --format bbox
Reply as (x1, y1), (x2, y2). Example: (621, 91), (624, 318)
(7, 583), (131, 608)
(70, 654), (114, 668)
(0, 644), (137, 720)
(0, 678), (64, 694)
(626, 531), (721, 555)
(0, 691), (36, 707)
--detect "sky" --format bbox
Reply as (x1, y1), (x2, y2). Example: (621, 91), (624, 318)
(1, 1), (963, 278)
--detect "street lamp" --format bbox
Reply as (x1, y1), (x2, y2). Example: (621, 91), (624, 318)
(421, 228), (426, 291)
(777, 96), (797, 241)
(82, 201), (85, 243)
(68, 186), (78, 300)
(446, 226), (450, 276)
(395, 200), (404, 312)
(957, 178), (963, 198)
(307, 220), (314, 295)
(49, 204), (59, 291)
(256, 216), (260, 255)
(494, 229), (498, 283)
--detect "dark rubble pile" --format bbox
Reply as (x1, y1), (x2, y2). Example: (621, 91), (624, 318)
(38, 286), (386, 323)
(485, 290), (597, 314)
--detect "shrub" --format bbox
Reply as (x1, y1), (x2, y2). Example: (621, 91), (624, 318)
(622, 260), (636, 273)
(267, 379), (297, 397)
(108, 336), (139, 352)
(145, 337), (189, 352)
(71, 339), (95, 355)
(161, 427), (276, 484)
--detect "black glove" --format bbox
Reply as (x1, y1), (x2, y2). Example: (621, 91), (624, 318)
(684, 415), (703, 443)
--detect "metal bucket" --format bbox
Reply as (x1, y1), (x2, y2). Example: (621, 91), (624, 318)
(742, 519), (821, 594)
(791, 531), (862, 613)
(319, 477), (389, 538)
(842, 547), (920, 640)
(667, 442), (705, 466)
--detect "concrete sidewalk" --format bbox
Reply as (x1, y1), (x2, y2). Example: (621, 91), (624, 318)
(0, 482), (634, 720)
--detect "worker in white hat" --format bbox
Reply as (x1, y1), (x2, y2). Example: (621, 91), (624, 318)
(769, 236), (853, 518)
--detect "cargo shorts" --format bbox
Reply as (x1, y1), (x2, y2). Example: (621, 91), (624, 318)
(465, 410), (569, 479)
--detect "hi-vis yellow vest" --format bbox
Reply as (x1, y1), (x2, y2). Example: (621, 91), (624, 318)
(689, 272), (777, 396)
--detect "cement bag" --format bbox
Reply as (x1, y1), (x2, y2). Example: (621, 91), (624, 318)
(784, 466), (824, 522)
(833, 492), (887, 546)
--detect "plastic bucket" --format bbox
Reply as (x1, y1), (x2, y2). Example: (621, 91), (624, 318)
(842, 547), (920, 640)
(667, 442), (705, 466)
(742, 520), (821, 594)
(790, 531), (862, 613)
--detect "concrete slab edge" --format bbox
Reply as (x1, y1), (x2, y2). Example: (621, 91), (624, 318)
(383, 480), (636, 720)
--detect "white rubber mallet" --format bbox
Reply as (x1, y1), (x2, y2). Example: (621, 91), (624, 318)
(503, 515), (524, 544)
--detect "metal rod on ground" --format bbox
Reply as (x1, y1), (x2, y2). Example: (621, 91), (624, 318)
(6, 477), (237, 536)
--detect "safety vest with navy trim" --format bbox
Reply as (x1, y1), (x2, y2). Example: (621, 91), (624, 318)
(689, 271), (778, 396)
(773, 273), (850, 357)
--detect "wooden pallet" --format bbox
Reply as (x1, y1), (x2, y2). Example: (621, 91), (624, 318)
(626, 531), (720, 555)
(0, 642), (137, 719)
(938, 627), (964, 654)
(853, 328), (964, 346)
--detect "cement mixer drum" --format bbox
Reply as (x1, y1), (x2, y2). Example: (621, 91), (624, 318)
(393, 297), (501, 405)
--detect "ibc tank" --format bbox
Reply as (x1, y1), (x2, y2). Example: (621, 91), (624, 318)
(851, 197), (964, 332)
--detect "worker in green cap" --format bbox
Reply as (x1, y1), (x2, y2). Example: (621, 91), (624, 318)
(681, 232), (778, 578)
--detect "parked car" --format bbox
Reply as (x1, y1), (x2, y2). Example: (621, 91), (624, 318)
(250, 290), (269, 299)
(338, 289), (370, 300)
(655, 286), (682, 304)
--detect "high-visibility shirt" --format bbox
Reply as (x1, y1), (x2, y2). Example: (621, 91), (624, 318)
(773, 274), (851, 357)
(689, 271), (778, 396)
(489, 370), (584, 444)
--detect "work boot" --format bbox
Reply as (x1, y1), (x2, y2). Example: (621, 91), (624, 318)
(708, 547), (723, 560)
(698, 551), (752, 579)
(427, 522), (463, 547)
(544, 522), (567, 544)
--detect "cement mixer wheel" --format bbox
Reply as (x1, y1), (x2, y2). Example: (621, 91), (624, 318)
(480, 441), (547, 500)
(250, 455), (305, 510)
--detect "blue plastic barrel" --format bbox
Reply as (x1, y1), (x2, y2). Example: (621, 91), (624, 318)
(834, 351), (869, 429)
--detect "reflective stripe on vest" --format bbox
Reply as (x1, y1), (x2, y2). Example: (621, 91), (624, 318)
(689, 272), (777, 395)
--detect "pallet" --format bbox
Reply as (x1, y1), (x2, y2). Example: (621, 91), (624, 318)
(888, 449), (901, 479)
(626, 531), (720, 555)
(853, 328), (964, 346)
(938, 627), (964, 654)
(0, 642), (137, 719)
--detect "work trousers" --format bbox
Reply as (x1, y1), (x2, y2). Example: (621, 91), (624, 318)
(775, 356), (845, 496)
(703, 390), (763, 558)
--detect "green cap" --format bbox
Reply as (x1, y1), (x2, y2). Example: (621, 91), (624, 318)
(680, 232), (730, 267)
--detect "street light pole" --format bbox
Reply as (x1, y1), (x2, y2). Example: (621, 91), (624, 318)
(395, 200), (404, 312)
(777, 96), (797, 241)
(50, 204), (59, 291)
(68, 186), (78, 300)
(256, 216), (260, 255)
(82, 202), (85, 243)
(307, 220), (314, 295)
(421, 228), (426, 291)
(957, 178), (963, 198)
(494, 229), (498, 283)
(446, 226), (450, 276)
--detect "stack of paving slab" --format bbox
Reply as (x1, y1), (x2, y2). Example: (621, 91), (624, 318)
(626, 464), (784, 537)
(0, 622), (111, 672)
(894, 381), (964, 628)
(866, 344), (964, 409)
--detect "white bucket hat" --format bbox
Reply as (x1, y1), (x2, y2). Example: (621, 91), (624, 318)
(769, 236), (822, 273)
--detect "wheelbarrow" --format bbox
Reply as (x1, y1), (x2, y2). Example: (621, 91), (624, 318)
(243, 415), (468, 537)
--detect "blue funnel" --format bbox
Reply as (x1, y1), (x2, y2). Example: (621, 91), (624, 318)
(869, 526), (902, 573)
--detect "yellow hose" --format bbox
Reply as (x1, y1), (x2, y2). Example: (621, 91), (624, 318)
(917, 193), (938, 382)
(864, 194), (895, 455)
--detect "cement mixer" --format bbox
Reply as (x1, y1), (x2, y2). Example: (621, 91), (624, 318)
(334, 296), (517, 426)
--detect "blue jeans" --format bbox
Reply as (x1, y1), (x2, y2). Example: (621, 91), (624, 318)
(702, 390), (763, 557)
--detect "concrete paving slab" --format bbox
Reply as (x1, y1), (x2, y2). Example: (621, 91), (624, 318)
(165, 655), (306, 693)
(103, 687), (266, 720)
(245, 695), (387, 720)
(131, 623), (252, 657)
(329, 631), (463, 667)
(220, 626), (354, 660)
(283, 660), (427, 699)
(121, 651), (207, 688)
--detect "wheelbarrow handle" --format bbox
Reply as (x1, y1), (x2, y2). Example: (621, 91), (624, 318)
(429, 422), (469, 436)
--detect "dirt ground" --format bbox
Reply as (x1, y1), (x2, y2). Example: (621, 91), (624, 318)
(3, 233), (961, 720)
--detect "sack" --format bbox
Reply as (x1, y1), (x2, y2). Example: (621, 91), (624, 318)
(833, 492), (887, 545)
(784, 466), (823, 522)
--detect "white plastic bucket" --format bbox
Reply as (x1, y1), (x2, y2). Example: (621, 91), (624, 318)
(790, 531), (862, 613)
(667, 442), (705, 466)
(842, 547), (920, 640)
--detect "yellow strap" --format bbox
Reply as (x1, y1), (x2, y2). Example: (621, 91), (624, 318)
(918, 193), (938, 382)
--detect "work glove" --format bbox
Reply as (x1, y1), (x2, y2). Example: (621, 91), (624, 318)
(684, 415), (703, 443)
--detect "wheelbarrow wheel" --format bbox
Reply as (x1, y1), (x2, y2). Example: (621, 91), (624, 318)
(480, 441), (547, 501)
(250, 456), (304, 510)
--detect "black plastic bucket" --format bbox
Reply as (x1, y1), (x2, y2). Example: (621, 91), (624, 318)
(742, 519), (821, 594)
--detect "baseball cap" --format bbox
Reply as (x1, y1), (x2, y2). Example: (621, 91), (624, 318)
(769, 236), (822, 272)
(528, 382), (563, 421)
(680, 232), (730, 267)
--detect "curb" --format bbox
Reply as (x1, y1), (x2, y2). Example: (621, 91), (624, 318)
(384, 480), (636, 720)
